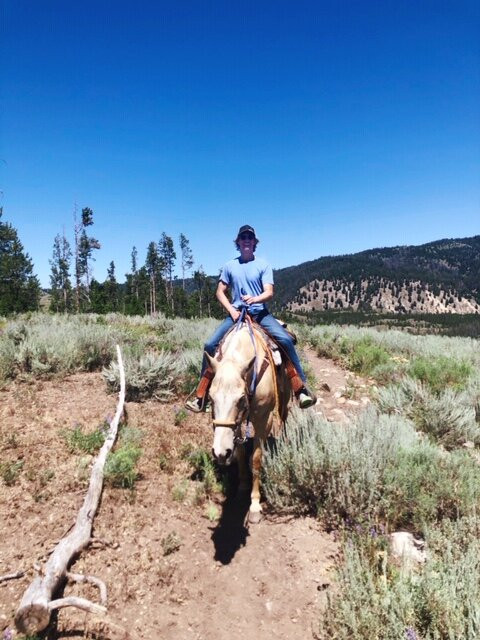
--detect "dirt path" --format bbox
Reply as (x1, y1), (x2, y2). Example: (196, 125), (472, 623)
(303, 346), (372, 422)
(0, 352), (369, 640)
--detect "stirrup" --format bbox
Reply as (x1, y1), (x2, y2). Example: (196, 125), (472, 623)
(185, 396), (211, 413)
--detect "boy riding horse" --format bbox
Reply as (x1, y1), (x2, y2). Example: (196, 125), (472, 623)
(185, 224), (316, 412)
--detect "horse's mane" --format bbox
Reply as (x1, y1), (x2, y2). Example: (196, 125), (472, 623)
(219, 323), (263, 367)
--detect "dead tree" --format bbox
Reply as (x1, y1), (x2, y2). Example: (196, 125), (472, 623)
(15, 345), (126, 635)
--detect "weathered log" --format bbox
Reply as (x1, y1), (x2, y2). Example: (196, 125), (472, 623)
(15, 345), (126, 635)
(0, 570), (24, 583)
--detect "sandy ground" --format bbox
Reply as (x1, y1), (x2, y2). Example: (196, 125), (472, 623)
(0, 350), (370, 640)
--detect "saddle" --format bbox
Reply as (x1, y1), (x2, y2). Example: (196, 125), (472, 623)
(215, 318), (300, 393)
(195, 317), (302, 403)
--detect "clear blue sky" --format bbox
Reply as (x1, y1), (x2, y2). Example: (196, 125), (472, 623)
(2, 0), (479, 287)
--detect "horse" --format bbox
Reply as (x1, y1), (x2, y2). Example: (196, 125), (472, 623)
(205, 319), (291, 523)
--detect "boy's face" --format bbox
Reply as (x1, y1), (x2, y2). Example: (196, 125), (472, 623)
(238, 233), (255, 253)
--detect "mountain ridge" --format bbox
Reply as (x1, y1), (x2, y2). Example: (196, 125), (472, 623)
(271, 235), (480, 314)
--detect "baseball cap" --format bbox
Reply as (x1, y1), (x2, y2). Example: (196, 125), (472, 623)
(236, 225), (257, 240)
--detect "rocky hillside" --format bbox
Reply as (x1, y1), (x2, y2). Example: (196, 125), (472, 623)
(273, 235), (480, 314)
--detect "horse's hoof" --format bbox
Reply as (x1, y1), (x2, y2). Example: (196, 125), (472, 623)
(248, 509), (262, 524)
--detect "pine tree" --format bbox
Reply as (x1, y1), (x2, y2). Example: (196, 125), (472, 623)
(74, 206), (100, 310)
(145, 242), (163, 314)
(158, 232), (176, 313)
(105, 261), (118, 312)
(49, 231), (72, 312)
(173, 284), (189, 317)
(179, 233), (194, 290)
(124, 246), (145, 315)
(0, 208), (41, 314)
(193, 266), (207, 317)
(136, 266), (151, 315)
(89, 278), (106, 313)
(130, 246), (138, 300)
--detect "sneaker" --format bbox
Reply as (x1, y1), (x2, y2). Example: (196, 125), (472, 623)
(297, 388), (317, 409)
(185, 397), (211, 413)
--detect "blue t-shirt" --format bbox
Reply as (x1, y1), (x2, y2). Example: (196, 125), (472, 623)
(219, 256), (274, 314)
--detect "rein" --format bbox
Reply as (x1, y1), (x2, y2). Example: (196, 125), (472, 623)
(212, 307), (280, 444)
(236, 307), (259, 396)
(211, 307), (256, 442)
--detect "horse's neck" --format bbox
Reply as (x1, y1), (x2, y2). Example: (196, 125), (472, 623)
(223, 325), (259, 364)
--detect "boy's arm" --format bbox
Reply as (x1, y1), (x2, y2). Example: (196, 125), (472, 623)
(216, 281), (241, 321)
(241, 283), (274, 306)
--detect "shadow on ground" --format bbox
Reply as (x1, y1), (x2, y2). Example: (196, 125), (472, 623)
(210, 448), (251, 565)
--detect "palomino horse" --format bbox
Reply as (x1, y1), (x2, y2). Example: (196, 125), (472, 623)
(205, 320), (291, 523)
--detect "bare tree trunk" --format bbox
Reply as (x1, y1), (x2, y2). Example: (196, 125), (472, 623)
(15, 346), (126, 636)
(74, 205), (80, 312)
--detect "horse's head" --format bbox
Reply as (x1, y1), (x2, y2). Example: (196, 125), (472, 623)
(205, 351), (255, 466)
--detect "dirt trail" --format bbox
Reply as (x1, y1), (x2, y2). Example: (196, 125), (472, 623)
(0, 352), (369, 640)
(303, 346), (372, 422)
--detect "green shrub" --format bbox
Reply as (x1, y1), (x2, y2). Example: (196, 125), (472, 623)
(322, 517), (480, 640)
(263, 408), (418, 527)
(376, 379), (480, 449)
(61, 423), (107, 454)
(322, 536), (413, 640)
(408, 356), (473, 393)
(187, 447), (220, 496)
(370, 360), (406, 385)
(312, 331), (393, 378)
(381, 444), (480, 530)
(171, 479), (189, 502)
(103, 350), (180, 401)
(308, 324), (480, 370)
(0, 459), (24, 486)
(263, 408), (480, 531)
(176, 347), (203, 393)
(105, 444), (141, 489)
(412, 389), (480, 449)
(0, 314), (119, 379)
(346, 338), (391, 376)
(156, 317), (218, 352)
(104, 427), (142, 489)
(173, 407), (188, 426)
(464, 373), (480, 422)
(75, 328), (116, 370)
(161, 531), (182, 556)
(0, 335), (17, 381)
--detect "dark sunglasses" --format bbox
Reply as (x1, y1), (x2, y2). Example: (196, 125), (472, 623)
(239, 233), (255, 240)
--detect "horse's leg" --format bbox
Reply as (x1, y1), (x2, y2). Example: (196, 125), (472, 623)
(235, 442), (250, 494)
(280, 367), (292, 424)
(249, 436), (263, 523)
(249, 413), (272, 524)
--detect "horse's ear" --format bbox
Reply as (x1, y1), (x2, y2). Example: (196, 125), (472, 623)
(204, 351), (217, 373)
(241, 356), (256, 378)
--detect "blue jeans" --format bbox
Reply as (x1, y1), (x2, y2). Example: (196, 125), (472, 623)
(201, 309), (307, 383)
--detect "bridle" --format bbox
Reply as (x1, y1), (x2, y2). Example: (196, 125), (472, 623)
(211, 375), (253, 445)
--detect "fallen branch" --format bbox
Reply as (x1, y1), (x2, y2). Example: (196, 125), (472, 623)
(15, 345), (126, 635)
(66, 572), (107, 605)
(0, 570), (24, 583)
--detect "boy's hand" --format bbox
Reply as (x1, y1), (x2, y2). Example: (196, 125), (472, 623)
(230, 308), (241, 321)
(241, 294), (257, 306)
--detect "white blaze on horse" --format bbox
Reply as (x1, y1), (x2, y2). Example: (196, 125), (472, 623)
(205, 321), (291, 523)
